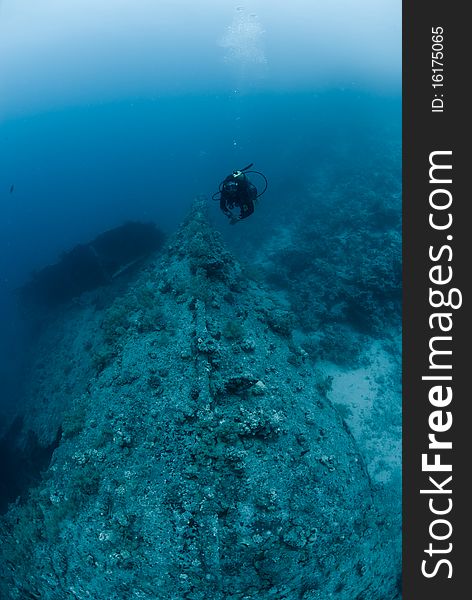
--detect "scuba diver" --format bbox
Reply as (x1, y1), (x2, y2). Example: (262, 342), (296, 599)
(213, 163), (268, 224)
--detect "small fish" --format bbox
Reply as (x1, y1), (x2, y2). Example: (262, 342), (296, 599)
(9, 184), (14, 194)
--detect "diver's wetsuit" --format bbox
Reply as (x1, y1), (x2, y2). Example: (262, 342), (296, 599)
(220, 174), (257, 221)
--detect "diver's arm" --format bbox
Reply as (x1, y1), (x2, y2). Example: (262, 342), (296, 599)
(238, 183), (256, 219)
(239, 200), (254, 219)
(220, 194), (232, 217)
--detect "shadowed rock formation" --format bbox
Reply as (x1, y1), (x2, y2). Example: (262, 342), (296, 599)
(17, 221), (165, 309)
(0, 199), (398, 599)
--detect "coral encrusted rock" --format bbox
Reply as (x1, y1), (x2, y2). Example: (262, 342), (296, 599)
(0, 199), (397, 599)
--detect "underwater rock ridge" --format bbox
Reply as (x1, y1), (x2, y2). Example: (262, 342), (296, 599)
(17, 221), (165, 310)
(0, 198), (398, 599)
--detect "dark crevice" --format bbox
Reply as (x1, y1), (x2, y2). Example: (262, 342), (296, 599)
(0, 417), (61, 514)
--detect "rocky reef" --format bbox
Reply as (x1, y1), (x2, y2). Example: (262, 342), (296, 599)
(0, 199), (400, 599)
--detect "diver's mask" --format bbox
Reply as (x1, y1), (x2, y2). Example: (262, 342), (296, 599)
(224, 180), (238, 194)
